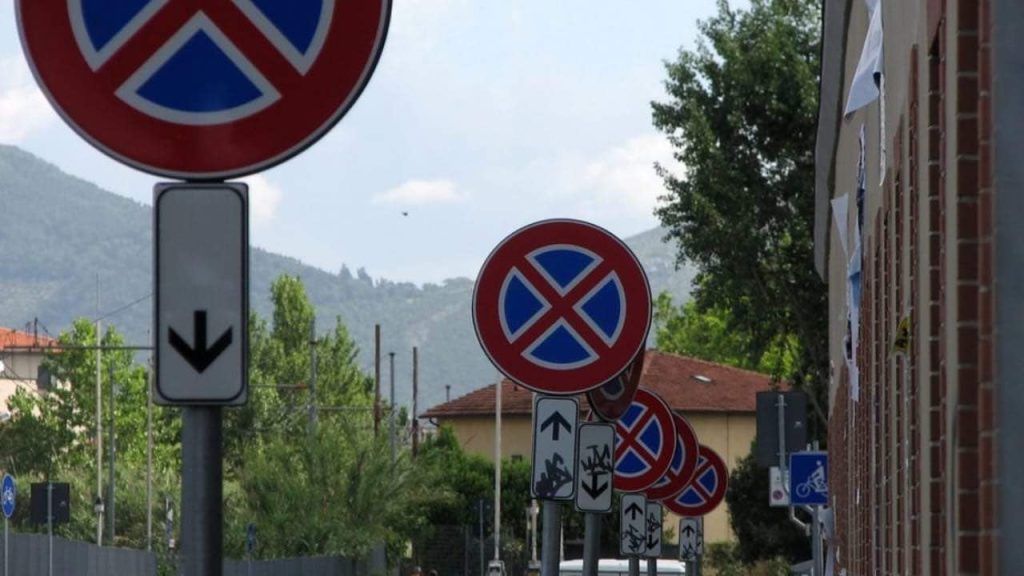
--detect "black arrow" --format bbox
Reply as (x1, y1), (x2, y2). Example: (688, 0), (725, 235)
(625, 502), (643, 520)
(169, 310), (233, 373)
(581, 474), (608, 500)
(540, 411), (572, 441)
(682, 525), (695, 537)
(647, 535), (659, 549)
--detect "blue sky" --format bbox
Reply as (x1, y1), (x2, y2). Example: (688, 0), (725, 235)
(0, 1), (740, 284)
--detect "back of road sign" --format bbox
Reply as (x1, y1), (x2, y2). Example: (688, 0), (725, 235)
(575, 422), (615, 512)
(155, 184), (248, 405)
(620, 494), (646, 557)
(755, 390), (808, 467)
(531, 396), (579, 500)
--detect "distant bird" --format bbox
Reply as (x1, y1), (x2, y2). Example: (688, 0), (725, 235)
(402, 211), (409, 217)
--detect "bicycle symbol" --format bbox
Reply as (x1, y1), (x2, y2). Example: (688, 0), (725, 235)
(795, 460), (827, 498)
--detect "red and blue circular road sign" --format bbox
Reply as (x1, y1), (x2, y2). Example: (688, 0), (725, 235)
(588, 348), (645, 422)
(611, 388), (676, 493)
(644, 413), (700, 501)
(663, 445), (729, 517)
(473, 219), (651, 395)
(17, 0), (391, 179)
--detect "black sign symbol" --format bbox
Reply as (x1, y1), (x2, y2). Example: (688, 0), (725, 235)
(580, 443), (612, 499)
(540, 411), (572, 441)
(646, 513), (661, 550)
(169, 310), (233, 373)
(625, 501), (644, 521)
(624, 524), (645, 554)
(535, 453), (573, 498)
(682, 523), (696, 538)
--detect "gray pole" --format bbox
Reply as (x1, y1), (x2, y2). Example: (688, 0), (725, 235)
(374, 325), (381, 437)
(479, 500), (485, 576)
(627, 557), (639, 576)
(582, 513), (601, 576)
(812, 506), (821, 576)
(180, 407), (223, 576)
(47, 482), (52, 576)
(493, 373), (501, 562)
(389, 352), (396, 463)
(646, 558), (656, 576)
(146, 358), (153, 551)
(108, 363), (115, 542)
(4, 516), (7, 576)
(412, 347), (419, 457)
(540, 501), (560, 576)
(95, 319), (103, 546)
(309, 318), (317, 434)
(776, 394), (787, 483)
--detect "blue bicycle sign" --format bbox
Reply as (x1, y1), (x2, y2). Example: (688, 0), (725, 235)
(2, 474), (15, 519)
(789, 451), (828, 506)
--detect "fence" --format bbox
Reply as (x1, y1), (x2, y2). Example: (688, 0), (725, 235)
(0, 533), (157, 576)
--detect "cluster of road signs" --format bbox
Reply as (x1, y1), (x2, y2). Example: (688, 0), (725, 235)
(474, 219), (729, 561)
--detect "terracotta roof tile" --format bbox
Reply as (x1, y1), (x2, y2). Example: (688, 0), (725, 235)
(421, 349), (780, 418)
(0, 328), (56, 351)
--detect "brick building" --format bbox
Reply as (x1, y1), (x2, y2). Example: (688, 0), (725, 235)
(421, 349), (778, 546)
(813, 0), (1022, 573)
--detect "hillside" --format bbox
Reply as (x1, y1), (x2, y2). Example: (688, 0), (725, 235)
(0, 145), (693, 411)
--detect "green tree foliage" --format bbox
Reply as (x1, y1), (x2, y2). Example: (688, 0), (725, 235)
(652, 0), (827, 430)
(725, 448), (809, 564)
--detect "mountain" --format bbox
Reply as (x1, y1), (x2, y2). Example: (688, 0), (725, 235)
(0, 145), (694, 412)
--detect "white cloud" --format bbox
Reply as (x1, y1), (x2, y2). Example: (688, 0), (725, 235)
(556, 134), (681, 225)
(244, 174), (283, 224)
(0, 55), (56, 143)
(372, 179), (464, 206)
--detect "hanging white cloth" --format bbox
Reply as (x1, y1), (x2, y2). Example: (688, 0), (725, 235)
(844, 3), (884, 116)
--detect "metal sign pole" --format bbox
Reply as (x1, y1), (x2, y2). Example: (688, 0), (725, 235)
(47, 482), (52, 576)
(628, 557), (639, 576)
(541, 501), (560, 576)
(4, 516), (7, 576)
(581, 512), (600, 576)
(812, 505), (821, 576)
(646, 558), (656, 576)
(180, 407), (223, 576)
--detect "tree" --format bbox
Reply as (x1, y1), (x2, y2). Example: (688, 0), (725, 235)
(652, 0), (827, 432)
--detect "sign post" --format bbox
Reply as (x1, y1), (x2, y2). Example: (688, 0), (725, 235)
(2, 474), (14, 576)
(678, 517), (703, 576)
(620, 494), (646, 576)
(473, 218), (652, 576)
(790, 451), (829, 576)
(643, 502), (662, 576)
(574, 423), (614, 576)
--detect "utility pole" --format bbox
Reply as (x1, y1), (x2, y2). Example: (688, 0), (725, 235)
(389, 351), (396, 463)
(108, 363), (116, 542)
(309, 318), (318, 433)
(95, 317), (103, 546)
(494, 375), (502, 564)
(374, 325), (381, 437)
(147, 355), (153, 551)
(412, 347), (419, 457)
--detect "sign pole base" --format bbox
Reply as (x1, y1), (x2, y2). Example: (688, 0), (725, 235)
(582, 513), (600, 576)
(540, 501), (560, 576)
(646, 558), (657, 576)
(181, 407), (223, 576)
(628, 557), (639, 576)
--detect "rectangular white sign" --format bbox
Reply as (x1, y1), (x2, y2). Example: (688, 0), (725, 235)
(155, 183), (248, 405)
(574, 423), (615, 513)
(643, 502), (662, 558)
(620, 494), (646, 557)
(531, 396), (578, 500)
(678, 517), (704, 561)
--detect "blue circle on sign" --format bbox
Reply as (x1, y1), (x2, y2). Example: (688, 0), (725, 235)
(2, 474), (16, 519)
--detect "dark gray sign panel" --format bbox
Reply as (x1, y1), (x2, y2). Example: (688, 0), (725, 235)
(755, 390), (808, 467)
(155, 183), (248, 405)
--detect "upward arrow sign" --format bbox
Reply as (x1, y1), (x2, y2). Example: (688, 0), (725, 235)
(682, 525), (695, 537)
(540, 411), (572, 441)
(625, 502), (644, 520)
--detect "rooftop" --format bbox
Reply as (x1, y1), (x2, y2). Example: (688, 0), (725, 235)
(421, 349), (780, 419)
(0, 328), (57, 351)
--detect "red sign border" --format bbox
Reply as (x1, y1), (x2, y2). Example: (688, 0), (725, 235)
(16, 0), (392, 179)
(473, 219), (651, 396)
(662, 444), (729, 517)
(645, 413), (700, 501)
(612, 388), (677, 493)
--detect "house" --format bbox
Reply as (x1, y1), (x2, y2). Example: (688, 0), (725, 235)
(0, 326), (57, 416)
(420, 349), (778, 546)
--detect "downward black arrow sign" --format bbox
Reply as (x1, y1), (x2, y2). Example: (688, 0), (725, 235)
(625, 502), (644, 520)
(169, 310), (233, 373)
(647, 535), (659, 549)
(581, 475), (608, 500)
(540, 411), (572, 441)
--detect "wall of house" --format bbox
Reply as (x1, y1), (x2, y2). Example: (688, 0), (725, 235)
(824, 0), (996, 574)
